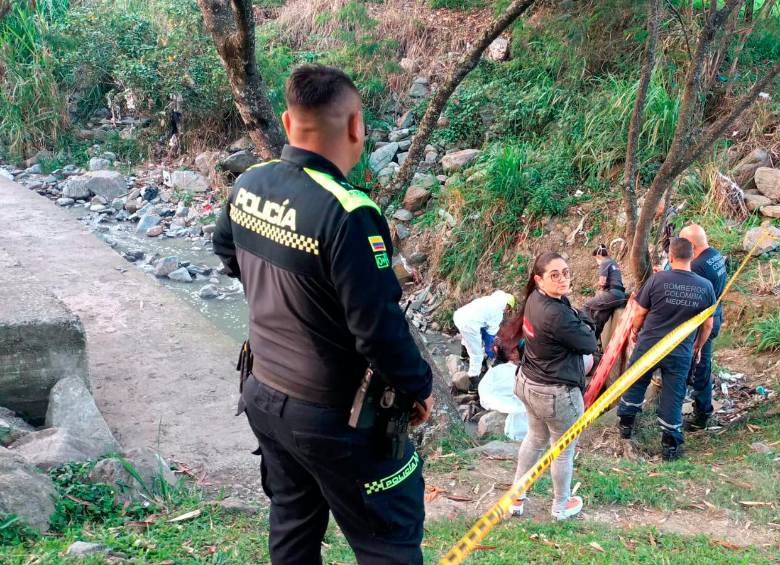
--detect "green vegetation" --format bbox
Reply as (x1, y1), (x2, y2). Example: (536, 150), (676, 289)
(750, 309), (780, 353)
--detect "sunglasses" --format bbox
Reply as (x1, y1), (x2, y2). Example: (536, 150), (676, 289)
(545, 268), (572, 282)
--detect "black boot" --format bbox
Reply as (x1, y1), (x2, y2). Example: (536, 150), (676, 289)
(468, 376), (482, 393)
(618, 415), (635, 439)
(460, 345), (469, 361)
(684, 410), (709, 431)
(661, 434), (683, 461)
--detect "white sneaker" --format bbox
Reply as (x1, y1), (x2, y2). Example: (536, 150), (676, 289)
(509, 497), (526, 517)
(551, 496), (583, 520)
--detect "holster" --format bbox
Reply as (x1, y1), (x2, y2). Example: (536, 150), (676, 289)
(235, 340), (253, 416)
(348, 367), (414, 460)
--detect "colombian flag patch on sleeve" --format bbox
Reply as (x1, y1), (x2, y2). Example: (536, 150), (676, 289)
(368, 235), (386, 253)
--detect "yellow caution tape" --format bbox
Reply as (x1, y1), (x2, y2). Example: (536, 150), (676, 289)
(437, 229), (777, 565)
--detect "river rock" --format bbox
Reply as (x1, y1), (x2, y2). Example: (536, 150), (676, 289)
(227, 135), (254, 153)
(66, 541), (110, 559)
(442, 149), (481, 173)
(111, 197), (125, 211)
(395, 222), (410, 240)
(389, 128), (412, 143)
(9, 428), (108, 469)
(87, 448), (177, 504)
(452, 371), (471, 392)
(408, 251), (428, 266)
(45, 377), (119, 454)
(403, 186), (431, 212)
(135, 213), (161, 235)
(397, 152), (409, 166)
(393, 208), (414, 222)
(154, 256), (178, 277)
(88, 157), (112, 171)
(172, 170), (209, 193)
(168, 267), (193, 283)
(733, 148), (771, 190)
(0, 448), (56, 531)
(392, 255), (414, 284)
(396, 110), (414, 129)
(755, 167), (780, 201)
(477, 411), (507, 438)
(194, 150), (223, 176)
(487, 36), (510, 61)
(744, 193), (772, 211)
(199, 284), (219, 299)
(446, 354), (463, 377)
(66, 171), (126, 201)
(56, 197), (75, 207)
(0, 407), (35, 446)
(760, 205), (780, 218)
(220, 150), (258, 174)
(24, 164), (42, 174)
(398, 139), (412, 151)
(218, 496), (260, 516)
(467, 440), (519, 459)
(408, 77), (429, 98)
(743, 225), (780, 254)
(369, 142), (399, 173)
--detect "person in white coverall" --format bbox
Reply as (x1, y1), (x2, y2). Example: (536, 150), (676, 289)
(453, 290), (516, 381)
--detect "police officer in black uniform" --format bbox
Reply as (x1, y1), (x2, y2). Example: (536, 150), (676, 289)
(212, 65), (433, 565)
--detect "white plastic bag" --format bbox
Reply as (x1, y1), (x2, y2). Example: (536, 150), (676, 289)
(478, 363), (528, 440)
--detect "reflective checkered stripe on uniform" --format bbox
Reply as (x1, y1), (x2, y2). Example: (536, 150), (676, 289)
(363, 452), (419, 495)
(230, 204), (320, 255)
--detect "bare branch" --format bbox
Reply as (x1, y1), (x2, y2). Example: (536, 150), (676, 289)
(622, 0), (662, 241)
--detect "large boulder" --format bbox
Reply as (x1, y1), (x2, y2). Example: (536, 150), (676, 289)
(9, 427), (109, 470)
(227, 135), (254, 153)
(171, 170), (209, 193)
(0, 448), (56, 531)
(760, 205), (780, 218)
(402, 186), (431, 212)
(153, 256), (178, 277)
(88, 157), (113, 172)
(441, 149), (481, 173)
(369, 142), (399, 173)
(408, 77), (429, 98)
(87, 448), (178, 504)
(45, 377), (119, 454)
(732, 148), (771, 190)
(63, 171), (126, 201)
(477, 411), (507, 438)
(755, 167), (780, 201)
(194, 151), (225, 176)
(220, 150), (258, 174)
(135, 213), (162, 235)
(451, 371), (471, 393)
(0, 407), (35, 447)
(744, 192), (773, 212)
(743, 225), (780, 254)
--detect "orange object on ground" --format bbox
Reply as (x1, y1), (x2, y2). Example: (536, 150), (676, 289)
(583, 298), (637, 408)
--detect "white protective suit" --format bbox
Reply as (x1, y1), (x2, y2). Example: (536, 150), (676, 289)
(478, 362), (528, 440)
(452, 290), (514, 377)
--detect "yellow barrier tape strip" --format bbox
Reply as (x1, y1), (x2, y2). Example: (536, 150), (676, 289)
(437, 228), (778, 565)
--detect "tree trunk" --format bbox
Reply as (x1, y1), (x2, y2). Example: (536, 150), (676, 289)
(406, 322), (466, 452)
(622, 0), (662, 242)
(386, 0), (536, 199)
(197, 0), (286, 159)
(629, 0), (743, 284)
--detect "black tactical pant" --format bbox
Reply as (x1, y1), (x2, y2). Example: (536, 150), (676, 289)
(242, 376), (425, 565)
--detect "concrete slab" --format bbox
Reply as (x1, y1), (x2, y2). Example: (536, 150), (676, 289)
(0, 249), (88, 421)
(0, 177), (258, 497)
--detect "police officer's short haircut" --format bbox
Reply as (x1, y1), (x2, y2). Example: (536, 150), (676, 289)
(285, 64), (359, 110)
(669, 237), (693, 261)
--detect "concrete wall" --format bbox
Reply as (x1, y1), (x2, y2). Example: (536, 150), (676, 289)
(0, 249), (88, 422)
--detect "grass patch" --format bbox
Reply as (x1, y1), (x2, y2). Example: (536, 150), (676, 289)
(749, 309), (780, 353)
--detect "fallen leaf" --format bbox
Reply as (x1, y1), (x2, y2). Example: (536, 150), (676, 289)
(474, 545), (496, 551)
(425, 486), (447, 503)
(571, 481), (581, 496)
(702, 500), (718, 511)
(710, 539), (742, 550)
(168, 509), (202, 522)
(589, 542), (605, 553)
(647, 472), (665, 477)
(738, 501), (772, 507)
(725, 478), (753, 490)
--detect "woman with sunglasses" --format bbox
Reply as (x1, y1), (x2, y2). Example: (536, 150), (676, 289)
(509, 252), (597, 521)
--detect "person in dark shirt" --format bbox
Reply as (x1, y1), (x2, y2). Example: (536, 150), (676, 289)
(509, 253), (597, 521)
(617, 238), (716, 460)
(213, 65), (432, 565)
(680, 224), (727, 430)
(583, 244), (627, 343)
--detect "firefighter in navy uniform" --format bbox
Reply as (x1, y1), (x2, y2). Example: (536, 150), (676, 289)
(212, 65), (433, 565)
